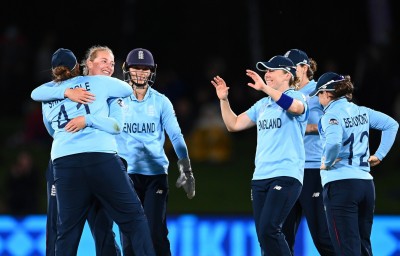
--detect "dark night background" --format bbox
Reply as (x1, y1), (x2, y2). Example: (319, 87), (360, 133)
(0, 0), (399, 215)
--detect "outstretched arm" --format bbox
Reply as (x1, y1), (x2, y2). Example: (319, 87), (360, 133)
(211, 76), (254, 132)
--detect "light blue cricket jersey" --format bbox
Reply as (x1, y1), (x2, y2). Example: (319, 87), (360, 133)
(32, 80), (125, 136)
(299, 80), (324, 168)
(115, 87), (189, 175)
(246, 89), (309, 184)
(318, 97), (399, 186)
(37, 75), (132, 160)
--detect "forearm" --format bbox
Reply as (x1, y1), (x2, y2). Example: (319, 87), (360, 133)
(374, 127), (398, 160)
(31, 83), (65, 101)
(323, 142), (341, 167)
(170, 135), (189, 160)
(220, 99), (238, 132)
(262, 85), (281, 101)
(263, 86), (304, 114)
(86, 115), (122, 135)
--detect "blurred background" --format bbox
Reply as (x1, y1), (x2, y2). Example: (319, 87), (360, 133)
(0, 0), (399, 221)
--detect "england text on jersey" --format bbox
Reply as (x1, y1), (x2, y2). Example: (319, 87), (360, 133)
(258, 118), (282, 131)
(123, 122), (156, 133)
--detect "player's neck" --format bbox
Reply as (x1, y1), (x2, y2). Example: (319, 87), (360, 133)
(297, 79), (310, 90)
(134, 87), (148, 101)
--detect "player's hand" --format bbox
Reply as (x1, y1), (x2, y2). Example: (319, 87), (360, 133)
(176, 158), (195, 199)
(246, 69), (267, 91)
(65, 116), (86, 133)
(64, 88), (95, 104)
(333, 158), (341, 165)
(320, 158), (341, 170)
(211, 76), (229, 101)
(368, 155), (381, 167)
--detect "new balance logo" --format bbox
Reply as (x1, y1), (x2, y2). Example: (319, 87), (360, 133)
(312, 192), (320, 197)
(51, 185), (56, 196)
(156, 189), (164, 194)
(273, 185), (282, 191)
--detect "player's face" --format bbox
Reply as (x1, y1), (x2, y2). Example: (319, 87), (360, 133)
(129, 66), (151, 85)
(87, 50), (115, 76)
(318, 91), (331, 107)
(264, 69), (290, 90)
(295, 65), (307, 82)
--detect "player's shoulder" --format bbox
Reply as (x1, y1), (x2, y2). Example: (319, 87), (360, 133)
(286, 89), (307, 103)
(149, 89), (174, 109)
(39, 80), (57, 87)
(357, 104), (371, 113)
(300, 80), (317, 95)
(149, 88), (168, 99)
(56, 76), (83, 87)
(321, 104), (341, 120)
(286, 88), (302, 96)
(87, 75), (128, 87)
(88, 75), (120, 82)
(320, 113), (341, 127)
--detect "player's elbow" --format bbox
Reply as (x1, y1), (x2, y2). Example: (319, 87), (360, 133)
(288, 100), (305, 115)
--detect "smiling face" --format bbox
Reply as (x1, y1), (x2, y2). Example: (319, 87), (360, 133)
(263, 69), (291, 91)
(86, 50), (115, 76)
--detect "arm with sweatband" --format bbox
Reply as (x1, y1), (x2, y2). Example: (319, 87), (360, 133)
(275, 93), (294, 110)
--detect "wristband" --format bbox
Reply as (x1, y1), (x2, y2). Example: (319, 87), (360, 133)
(276, 93), (293, 110)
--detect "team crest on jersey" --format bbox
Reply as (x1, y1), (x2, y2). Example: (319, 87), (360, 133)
(117, 99), (125, 107)
(329, 119), (339, 125)
(147, 105), (155, 116)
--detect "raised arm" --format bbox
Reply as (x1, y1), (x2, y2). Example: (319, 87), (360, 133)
(211, 76), (255, 132)
(245, 69), (305, 115)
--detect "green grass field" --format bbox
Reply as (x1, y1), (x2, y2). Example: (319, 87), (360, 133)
(1, 118), (399, 215)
